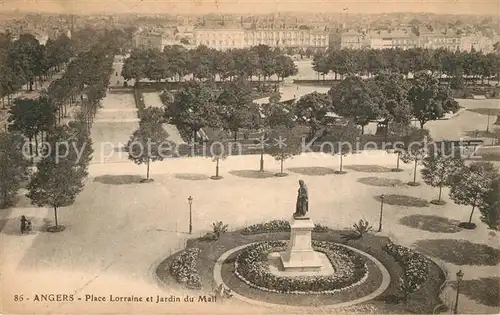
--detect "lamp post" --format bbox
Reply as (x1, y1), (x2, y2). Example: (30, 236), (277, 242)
(188, 196), (193, 234)
(453, 269), (464, 314)
(486, 109), (491, 133)
(378, 194), (385, 232)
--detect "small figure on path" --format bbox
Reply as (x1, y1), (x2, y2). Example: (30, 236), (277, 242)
(294, 180), (309, 217)
(20, 215), (28, 234)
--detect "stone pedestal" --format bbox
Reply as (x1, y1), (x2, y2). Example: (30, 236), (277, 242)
(279, 216), (322, 272)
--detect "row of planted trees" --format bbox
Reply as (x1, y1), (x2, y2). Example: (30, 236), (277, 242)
(313, 47), (500, 85)
(0, 32), (74, 107)
(398, 145), (500, 231)
(0, 32), (124, 232)
(122, 44), (298, 84)
(0, 28), (136, 108)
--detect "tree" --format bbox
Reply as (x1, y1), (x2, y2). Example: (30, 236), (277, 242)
(479, 178), (500, 230)
(330, 75), (382, 134)
(400, 145), (427, 186)
(258, 93), (296, 172)
(166, 81), (219, 142)
(267, 126), (303, 176)
(207, 131), (231, 180)
(274, 55), (298, 82)
(127, 107), (170, 182)
(217, 80), (260, 141)
(26, 127), (89, 232)
(325, 120), (361, 174)
(449, 162), (497, 228)
(372, 72), (413, 139)
(8, 98), (40, 158)
(0, 132), (29, 208)
(294, 92), (331, 137)
(407, 72), (460, 129)
(421, 151), (464, 205)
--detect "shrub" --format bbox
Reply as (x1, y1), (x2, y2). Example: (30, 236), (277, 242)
(384, 241), (428, 297)
(235, 240), (367, 294)
(212, 221), (228, 239)
(341, 219), (373, 242)
(241, 220), (331, 235)
(169, 248), (202, 289)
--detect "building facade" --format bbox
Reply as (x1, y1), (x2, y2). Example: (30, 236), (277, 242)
(340, 31), (365, 49)
(192, 28), (329, 50)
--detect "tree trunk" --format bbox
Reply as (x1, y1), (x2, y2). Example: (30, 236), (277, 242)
(54, 206), (59, 228)
(420, 121), (425, 129)
(469, 205), (476, 224)
(396, 152), (400, 170)
(146, 158), (150, 180)
(413, 159), (418, 183)
(234, 131), (237, 141)
(438, 186), (443, 202)
(361, 125), (365, 135)
(260, 146), (265, 172)
(340, 153), (343, 172)
(280, 153), (284, 174)
(216, 158), (219, 177)
(35, 134), (39, 156)
(28, 137), (33, 158)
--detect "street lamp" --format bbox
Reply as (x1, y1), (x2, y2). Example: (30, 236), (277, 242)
(188, 196), (193, 234)
(453, 269), (464, 314)
(378, 194), (385, 232)
(486, 109), (491, 133)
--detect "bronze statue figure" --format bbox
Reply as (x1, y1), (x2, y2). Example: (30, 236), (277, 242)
(294, 180), (309, 217)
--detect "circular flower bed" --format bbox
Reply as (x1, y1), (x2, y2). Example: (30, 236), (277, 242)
(234, 240), (368, 294)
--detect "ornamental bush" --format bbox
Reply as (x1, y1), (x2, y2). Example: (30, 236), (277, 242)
(241, 220), (331, 235)
(235, 240), (367, 294)
(169, 248), (202, 289)
(384, 241), (428, 294)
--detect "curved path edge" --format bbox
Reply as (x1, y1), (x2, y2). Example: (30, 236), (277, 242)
(213, 241), (391, 310)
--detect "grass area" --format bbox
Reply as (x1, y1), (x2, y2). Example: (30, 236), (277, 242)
(466, 108), (500, 116)
(228, 170), (277, 179)
(413, 239), (500, 266)
(155, 229), (445, 313)
(344, 165), (394, 173)
(357, 177), (405, 187)
(174, 173), (210, 181)
(399, 215), (462, 233)
(287, 167), (335, 176)
(222, 245), (382, 306)
(375, 194), (430, 208)
(450, 277), (500, 307)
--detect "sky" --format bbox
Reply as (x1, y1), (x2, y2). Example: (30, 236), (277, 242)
(0, 0), (498, 16)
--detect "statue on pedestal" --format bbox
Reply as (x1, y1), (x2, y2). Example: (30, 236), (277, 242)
(294, 180), (308, 218)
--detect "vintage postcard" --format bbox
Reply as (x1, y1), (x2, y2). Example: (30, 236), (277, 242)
(1, 0), (499, 314)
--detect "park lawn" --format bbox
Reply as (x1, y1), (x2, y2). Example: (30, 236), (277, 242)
(157, 229), (445, 314)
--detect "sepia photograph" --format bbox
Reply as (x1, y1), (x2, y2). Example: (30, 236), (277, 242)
(0, 0), (499, 314)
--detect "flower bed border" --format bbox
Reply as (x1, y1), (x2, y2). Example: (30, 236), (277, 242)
(241, 219), (330, 235)
(169, 247), (203, 290)
(234, 240), (369, 294)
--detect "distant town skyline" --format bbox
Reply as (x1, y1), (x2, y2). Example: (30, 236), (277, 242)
(0, 0), (499, 16)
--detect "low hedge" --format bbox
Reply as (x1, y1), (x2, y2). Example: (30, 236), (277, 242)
(169, 248), (202, 289)
(241, 220), (331, 235)
(234, 240), (367, 294)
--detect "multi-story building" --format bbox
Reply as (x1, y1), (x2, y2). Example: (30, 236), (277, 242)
(192, 27), (329, 50)
(366, 30), (419, 50)
(460, 35), (496, 52)
(418, 31), (460, 51)
(340, 30), (365, 49)
(134, 32), (169, 51)
(192, 28), (246, 50)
